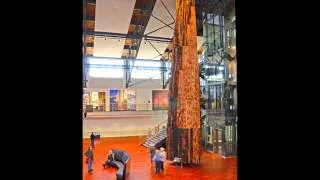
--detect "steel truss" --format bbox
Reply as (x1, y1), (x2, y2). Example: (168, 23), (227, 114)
(83, 0), (175, 89)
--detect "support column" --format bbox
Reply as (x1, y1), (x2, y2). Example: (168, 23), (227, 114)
(167, 0), (200, 164)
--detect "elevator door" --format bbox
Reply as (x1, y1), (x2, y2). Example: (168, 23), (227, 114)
(224, 123), (237, 156)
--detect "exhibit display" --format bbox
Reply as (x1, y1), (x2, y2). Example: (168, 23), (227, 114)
(152, 90), (169, 110)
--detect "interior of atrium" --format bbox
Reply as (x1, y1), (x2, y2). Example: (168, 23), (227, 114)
(83, 0), (237, 179)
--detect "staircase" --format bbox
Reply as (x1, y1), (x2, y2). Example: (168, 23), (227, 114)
(142, 128), (167, 148)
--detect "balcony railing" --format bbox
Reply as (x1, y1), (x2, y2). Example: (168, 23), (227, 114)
(207, 109), (225, 116)
(84, 103), (168, 112)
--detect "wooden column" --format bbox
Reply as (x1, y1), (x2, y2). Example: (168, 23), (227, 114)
(167, 0), (200, 164)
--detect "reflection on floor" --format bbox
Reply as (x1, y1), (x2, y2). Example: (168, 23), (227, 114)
(83, 137), (237, 180)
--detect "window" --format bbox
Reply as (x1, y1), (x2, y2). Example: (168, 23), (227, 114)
(89, 68), (123, 78)
(87, 57), (124, 78)
(130, 60), (162, 79)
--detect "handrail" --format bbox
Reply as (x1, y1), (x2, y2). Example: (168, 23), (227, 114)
(84, 103), (169, 112)
(138, 119), (167, 146)
(147, 119), (167, 139)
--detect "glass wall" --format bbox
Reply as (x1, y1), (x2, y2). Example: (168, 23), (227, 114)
(202, 5), (237, 157)
(130, 60), (162, 79)
(85, 57), (171, 80)
(87, 57), (124, 78)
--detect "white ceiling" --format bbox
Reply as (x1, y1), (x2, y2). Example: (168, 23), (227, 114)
(137, 39), (169, 60)
(93, 38), (127, 58)
(92, 0), (202, 60)
(94, 0), (136, 33)
(137, 0), (175, 60)
(94, 0), (136, 58)
(143, 0), (175, 37)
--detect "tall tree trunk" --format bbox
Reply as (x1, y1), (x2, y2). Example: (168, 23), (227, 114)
(167, 0), (200, 165)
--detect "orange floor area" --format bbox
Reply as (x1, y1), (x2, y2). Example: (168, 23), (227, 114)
(83, 137), (237, 180)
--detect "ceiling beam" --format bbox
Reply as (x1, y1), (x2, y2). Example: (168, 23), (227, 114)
(85, 30), (172, 43)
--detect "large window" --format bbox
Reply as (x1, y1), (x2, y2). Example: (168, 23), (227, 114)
(87, 57), (124, 78)
(130, 60), (162, 79)
(86, 57), (171, 80)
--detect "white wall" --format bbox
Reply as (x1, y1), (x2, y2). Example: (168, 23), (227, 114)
(83, 111), (168, 138)
(136, 89), (152, 111)
(87, 77), (124, 89)
(87, 77), (166, 90)
(86, 77), (168, 111)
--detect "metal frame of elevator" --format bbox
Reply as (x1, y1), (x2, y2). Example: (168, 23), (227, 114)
(200, 0), (237, 157)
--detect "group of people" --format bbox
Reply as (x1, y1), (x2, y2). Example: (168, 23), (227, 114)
(150, 146), (167, 174)
(85, 133), (168, 175)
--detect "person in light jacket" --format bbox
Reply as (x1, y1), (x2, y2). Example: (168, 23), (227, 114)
(152, 149), (162, 174)
(149, 146), (156, 164)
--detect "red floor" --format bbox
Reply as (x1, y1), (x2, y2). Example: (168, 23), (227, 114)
(83, 137), (237, 180)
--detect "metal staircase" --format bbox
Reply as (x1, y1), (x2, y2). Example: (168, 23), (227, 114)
(142, 128), (167, 148)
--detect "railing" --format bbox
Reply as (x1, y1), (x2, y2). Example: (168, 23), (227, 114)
(149, 119), (167, 137)
(84, 103), (168, 112)
(139, 119), (168, 145)
(83, 130), (150, 139)
(207, 109), (225, 116)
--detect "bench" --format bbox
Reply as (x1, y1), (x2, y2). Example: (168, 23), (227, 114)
(173, 157), (183, 168)
(105, 149), (131, 180)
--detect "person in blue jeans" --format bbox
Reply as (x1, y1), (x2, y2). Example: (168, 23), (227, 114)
(159, 147), (166, 171)
(149, 146), (155, 164)
(85, 146), (94, 172)
(152, 150), (162, 174)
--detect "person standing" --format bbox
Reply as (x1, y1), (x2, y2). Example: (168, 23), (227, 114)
(152, 150), (162, 174)
(84, 111), (87, 118)
(90, 132), (95, 148)
(85, 146), (94, 172)
(159, 147), (166, 171)
(149, 146), (155, 164)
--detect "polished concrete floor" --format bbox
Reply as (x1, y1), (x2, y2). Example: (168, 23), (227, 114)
(83, 137), (237, 180)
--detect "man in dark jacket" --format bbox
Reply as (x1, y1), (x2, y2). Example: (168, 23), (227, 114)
(103, 150), (115, 169)
(90, 132), (95, 148)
